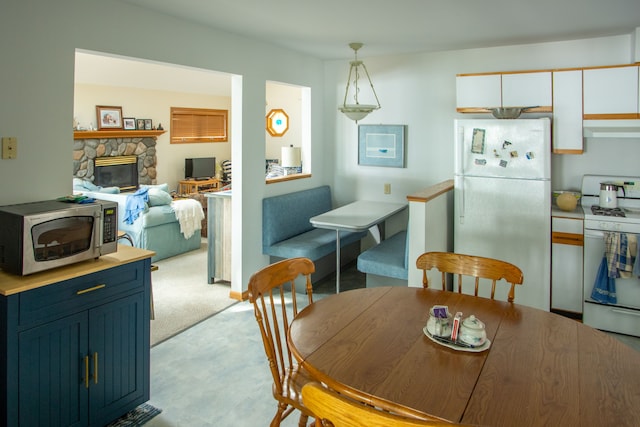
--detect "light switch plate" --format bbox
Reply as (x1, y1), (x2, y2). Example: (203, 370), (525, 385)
(2, 137), (17, 159)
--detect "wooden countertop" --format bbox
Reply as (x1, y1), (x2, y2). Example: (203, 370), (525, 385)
(552, 204), (584, 219)
(0, 245), (155, 296)
(406, 179), (454, 203)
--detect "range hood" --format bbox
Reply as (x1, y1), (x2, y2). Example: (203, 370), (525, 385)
(584, 120), (640, 138)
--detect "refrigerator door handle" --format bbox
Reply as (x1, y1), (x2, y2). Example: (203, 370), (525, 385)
(457, 178), (465, 224)
(455, 125), (464, 176)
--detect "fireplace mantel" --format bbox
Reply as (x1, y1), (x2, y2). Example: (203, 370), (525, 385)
(73, 130), (166, 139)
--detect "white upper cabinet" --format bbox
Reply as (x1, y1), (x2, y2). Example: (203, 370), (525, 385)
(456, 74), (501, 110)
(583, 65), (639, 118)
(456, 71), (551, 112)
(502, 72), (552, 107)
(552, 70), (583, 154)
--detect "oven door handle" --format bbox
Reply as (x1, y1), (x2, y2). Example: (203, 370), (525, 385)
(611, 308), (640, 317)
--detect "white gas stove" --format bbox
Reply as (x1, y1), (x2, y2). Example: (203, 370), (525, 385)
(581, 174), (640, 337)
(581, 175), (640, 232)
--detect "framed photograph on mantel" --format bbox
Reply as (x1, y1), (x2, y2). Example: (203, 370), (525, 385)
(358, 124), (406, 168)
(96, 105), (123, 130)
(123, 117), (136, 130)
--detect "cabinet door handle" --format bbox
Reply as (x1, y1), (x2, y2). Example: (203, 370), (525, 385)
(76, 284), (106, 295)
(84, 355), (90, 389)
(93, 352), (99, 384)
(552, 232), (584, 246)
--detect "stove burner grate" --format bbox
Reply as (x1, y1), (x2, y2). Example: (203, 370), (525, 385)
(591, 206), (626, 217)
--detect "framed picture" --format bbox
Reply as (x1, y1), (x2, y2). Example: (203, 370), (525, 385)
(144, 119), (153, 130)
(96, 105), (123, 130)
(358, 124), (406, 168)
(136, 119), (145, 130)
(471, 128), (485, 154)
(123, 117), (136, 130)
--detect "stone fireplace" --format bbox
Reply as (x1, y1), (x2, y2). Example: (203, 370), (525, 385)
(73, 133), (158, 191)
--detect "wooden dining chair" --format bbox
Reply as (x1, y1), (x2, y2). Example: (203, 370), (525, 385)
(301, 383), (470, 427)
(248, 257), (316, 427)
(416, 252), (524, 302)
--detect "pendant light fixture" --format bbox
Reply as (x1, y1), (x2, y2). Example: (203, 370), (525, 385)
(338, 42), (381, 122)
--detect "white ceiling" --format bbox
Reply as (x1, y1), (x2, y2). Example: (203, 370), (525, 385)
(77, 1), (640, 95)
(119, 0), (640, 60)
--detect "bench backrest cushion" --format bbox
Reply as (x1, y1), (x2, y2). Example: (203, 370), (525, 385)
(263, 186), (332, 250)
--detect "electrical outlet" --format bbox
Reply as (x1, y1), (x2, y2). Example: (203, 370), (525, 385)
(2, 137), (17, 159)
(384, 183), (391, 194)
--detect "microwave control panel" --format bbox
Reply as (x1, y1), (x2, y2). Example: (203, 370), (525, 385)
(102, 206), (117, 243)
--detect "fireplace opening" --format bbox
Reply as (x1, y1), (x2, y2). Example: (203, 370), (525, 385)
(94, 156), (138, 192)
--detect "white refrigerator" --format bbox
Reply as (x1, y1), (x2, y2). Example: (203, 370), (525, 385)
(454, 118), (551, 311)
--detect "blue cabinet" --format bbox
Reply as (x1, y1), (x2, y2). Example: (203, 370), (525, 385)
(1, 259), (151, 426)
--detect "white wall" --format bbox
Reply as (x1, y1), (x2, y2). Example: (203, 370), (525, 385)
(324, 34), (639, 206)
(265, 82), (303, 162)
(0, 0), (325, 296)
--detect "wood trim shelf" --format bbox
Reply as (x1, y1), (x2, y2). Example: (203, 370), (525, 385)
(406, 179), (454, 203)
(74, 130), (166, 139)
(265, 173), (312, 184)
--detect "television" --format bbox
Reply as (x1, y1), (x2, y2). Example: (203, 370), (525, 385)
(185, 157), (216, 180)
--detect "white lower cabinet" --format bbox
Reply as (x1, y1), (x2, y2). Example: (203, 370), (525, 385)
(551, 216), (584, 314)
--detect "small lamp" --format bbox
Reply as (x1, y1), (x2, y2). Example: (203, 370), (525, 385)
(281, 145), (301, 175)
(338, 42), (381, 122)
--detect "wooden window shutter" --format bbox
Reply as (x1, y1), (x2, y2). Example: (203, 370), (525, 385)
(170, 107), (228, 143)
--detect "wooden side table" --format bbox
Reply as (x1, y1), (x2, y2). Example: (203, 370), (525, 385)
(178, 178), (219, 194)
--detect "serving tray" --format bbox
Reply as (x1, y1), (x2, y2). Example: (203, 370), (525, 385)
(423, 327), (491, 353)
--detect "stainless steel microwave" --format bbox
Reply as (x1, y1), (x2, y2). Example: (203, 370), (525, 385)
(0, 199), (118, 275)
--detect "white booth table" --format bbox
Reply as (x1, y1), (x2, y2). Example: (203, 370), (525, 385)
(310, 200), (407, 292)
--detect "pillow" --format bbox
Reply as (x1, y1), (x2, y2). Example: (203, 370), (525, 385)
(73, 178), (100, 191)
(140, 183), (170, 194)
(147, 187), (172, 206)
(72, 178), (120, 193)
(97, 186), (120, 194)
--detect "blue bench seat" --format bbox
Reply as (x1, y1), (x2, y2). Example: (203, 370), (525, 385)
(262, 186), (367, 274)
(357, 230), (409, 281)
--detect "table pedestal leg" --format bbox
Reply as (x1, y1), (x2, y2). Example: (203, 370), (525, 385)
(336, 230), (341, 293)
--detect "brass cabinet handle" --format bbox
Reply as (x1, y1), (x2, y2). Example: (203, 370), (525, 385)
(93, 352), (99, 384)
(76, 284), (106, 295)
(84, 355), (89, 389)
(552, 231), (583, 246)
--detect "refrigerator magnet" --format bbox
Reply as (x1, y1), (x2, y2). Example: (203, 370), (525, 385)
(493, 149), (501, 158)
(510, 151), (518, 158)
(471, 128), (485, 154)
(499, 160), (508, 168)
(526, 151), (535, 159)
(502, 140), (512, 149)
(474, 158), (487, 166)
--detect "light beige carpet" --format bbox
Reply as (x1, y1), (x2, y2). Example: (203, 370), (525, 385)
(150, 239), (237, 346)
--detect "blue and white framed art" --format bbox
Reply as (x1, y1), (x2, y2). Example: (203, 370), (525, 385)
(358, 124), (406, 167)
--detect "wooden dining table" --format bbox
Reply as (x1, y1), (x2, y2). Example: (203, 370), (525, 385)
(288, 286), (640, 427)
